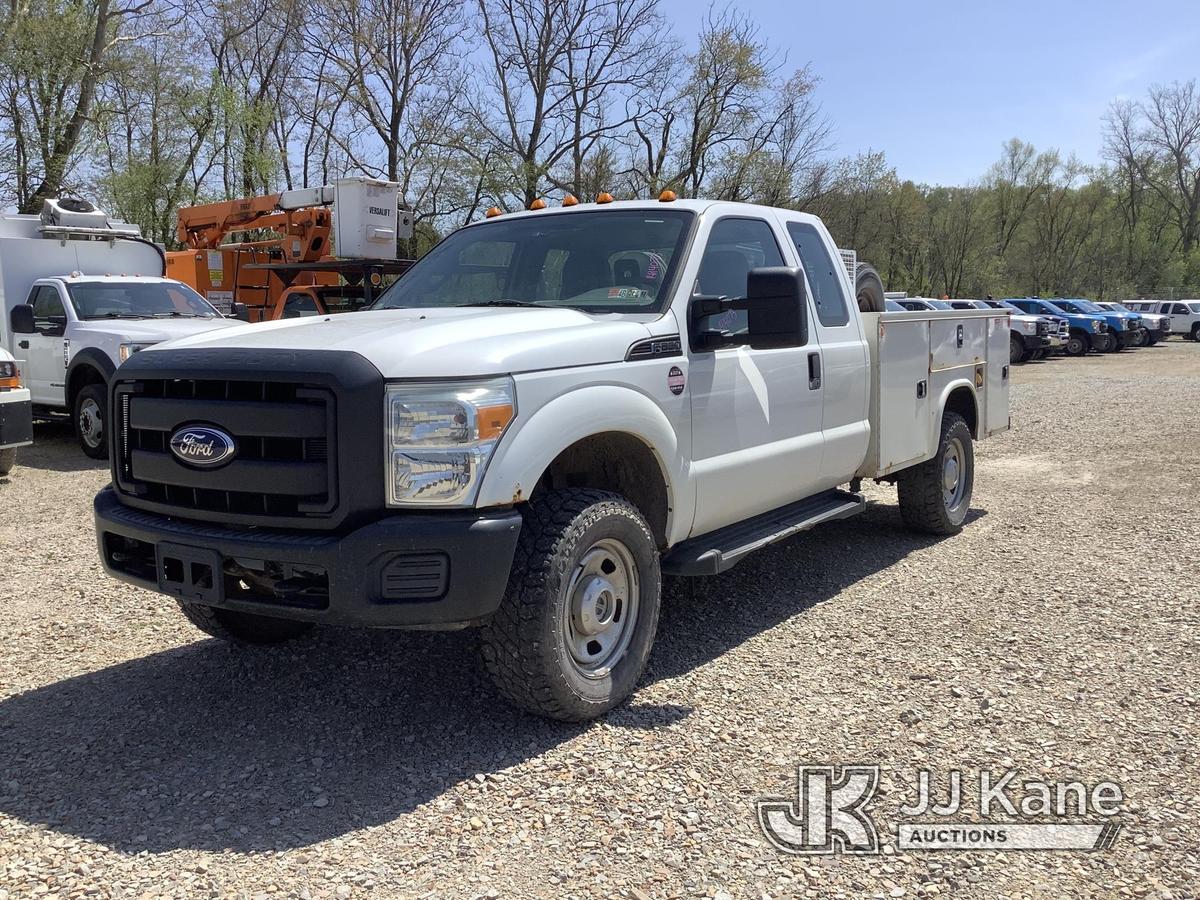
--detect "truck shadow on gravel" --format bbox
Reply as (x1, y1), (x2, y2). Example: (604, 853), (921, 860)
(0, 502), (978, 854)
(15, 420), (109, 473)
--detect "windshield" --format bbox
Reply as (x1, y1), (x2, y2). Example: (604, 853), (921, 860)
(68, 281), (221, 319)
(372, 209), (694, 315)
(1068, 299), (1104, 313)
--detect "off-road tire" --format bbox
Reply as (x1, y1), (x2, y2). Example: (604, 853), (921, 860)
(0, 448), (14, 476)
(897, 412), (974, 536)
(176, 601), (315, 644)
(855, 264), (886, 313)
(480, 488), (661, 722)
(74, 383), (109, 459)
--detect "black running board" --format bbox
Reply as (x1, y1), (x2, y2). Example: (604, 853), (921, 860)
(661, 489), (866, 576)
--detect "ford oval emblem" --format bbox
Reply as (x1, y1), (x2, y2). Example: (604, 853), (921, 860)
(169, 425), (236, 468)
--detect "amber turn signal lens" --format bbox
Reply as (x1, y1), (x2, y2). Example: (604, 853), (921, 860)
(477, 402), (515, 441)
(596, 192), (614, 204)
(485, 206), (503, 218)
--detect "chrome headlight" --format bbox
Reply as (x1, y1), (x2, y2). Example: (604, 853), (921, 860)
(1018, 320), (1037, 334)
(119, 342), (156, 362)
(1094, 320), (1108, 332)
(385, 378), (516, 507)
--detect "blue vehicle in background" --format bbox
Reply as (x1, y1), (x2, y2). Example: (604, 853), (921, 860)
(1006, 298), (1110, 357)
(1048, 298), (1142, 352)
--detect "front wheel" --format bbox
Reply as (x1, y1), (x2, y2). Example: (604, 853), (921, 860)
(0, 448), (14, 477)
(1134, 329), (1148, 347)
(1009, 333), (1023, 365)
(897, 412), (974, 535)
(480, 489), (661, 722)
(176, 601), (315, 644)
(1192, 324), (1200, 342)
(74, 383), (109, 459)
(1065, 333), (1088, 356)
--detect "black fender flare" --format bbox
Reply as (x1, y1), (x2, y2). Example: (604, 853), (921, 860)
(65, 349), (117, 408)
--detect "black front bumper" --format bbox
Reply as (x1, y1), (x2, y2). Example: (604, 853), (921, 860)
(1022, 334), (1051, 351)
(95, 487), (523, 628)
(0, 398), (33, 449)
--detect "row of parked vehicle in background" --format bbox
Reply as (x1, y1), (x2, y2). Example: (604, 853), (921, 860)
(885, 293), (1193, 364)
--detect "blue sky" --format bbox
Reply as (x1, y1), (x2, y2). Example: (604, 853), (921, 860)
(658, 0), (1200, 185)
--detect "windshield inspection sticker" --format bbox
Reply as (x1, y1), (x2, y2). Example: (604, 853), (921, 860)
(668, 366), (686, 395)
(607, 287), (645, 299)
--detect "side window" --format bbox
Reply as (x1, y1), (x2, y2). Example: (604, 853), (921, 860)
(694, 218), (785, 335)
(30, 286), (66, 332)
(786, 222), (850, 327)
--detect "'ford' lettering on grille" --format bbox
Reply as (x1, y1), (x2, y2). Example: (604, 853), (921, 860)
(169, 426), (236, 467)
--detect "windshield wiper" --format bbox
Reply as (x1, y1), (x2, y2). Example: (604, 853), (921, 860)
(150, 312), (208, 318)
(457, 299), (547, 308)
(86, 313), (151, 320)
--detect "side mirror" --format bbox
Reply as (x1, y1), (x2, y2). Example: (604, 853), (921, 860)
(10, 304), (35, 334)
(745, 266), (808, 349)
(230, 302), (250, 322)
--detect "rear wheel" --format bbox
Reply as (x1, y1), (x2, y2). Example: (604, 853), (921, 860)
(897, 412), (974, 536)
(74, 383), (109, 459)
(480, 488), (661, 721)
(0, 448), (14, 476)
(177, 601), (315, 644)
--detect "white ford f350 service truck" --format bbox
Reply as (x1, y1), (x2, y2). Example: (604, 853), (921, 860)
(1, 198), (236, 458)
(94, 198), (1010, 721)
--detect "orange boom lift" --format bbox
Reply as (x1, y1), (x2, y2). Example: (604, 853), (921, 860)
(166, 179), (414, 322)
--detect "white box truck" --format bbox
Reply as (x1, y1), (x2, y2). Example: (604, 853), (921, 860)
(93, 198), (1010, 720)
(1, 199), (237, 457)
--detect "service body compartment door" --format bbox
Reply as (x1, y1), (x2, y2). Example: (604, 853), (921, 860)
(930, 317), (987, 370)
(861, 314), (931, 476)
(985, 316), (1011, 435)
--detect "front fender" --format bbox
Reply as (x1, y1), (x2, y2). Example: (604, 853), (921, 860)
(476, 384), (690, 544)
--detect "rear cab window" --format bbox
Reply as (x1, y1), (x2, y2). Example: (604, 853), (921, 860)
(785, 222), (850, 327)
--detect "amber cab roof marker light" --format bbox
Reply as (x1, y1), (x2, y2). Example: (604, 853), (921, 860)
(528, 198), (547, 210)
(485, 206), (503, 218)
(658, 189), (677, 202)
(562, 194), (579, 207)
(596, 192), (614, 204)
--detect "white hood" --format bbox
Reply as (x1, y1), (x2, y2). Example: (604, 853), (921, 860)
(74, 316), (236, 345)
(144, 307), (657, 378)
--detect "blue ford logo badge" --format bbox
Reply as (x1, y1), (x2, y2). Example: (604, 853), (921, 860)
(169, 425), (236, 467)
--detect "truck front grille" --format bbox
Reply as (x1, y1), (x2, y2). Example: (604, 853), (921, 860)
(115, 378), (336, 520)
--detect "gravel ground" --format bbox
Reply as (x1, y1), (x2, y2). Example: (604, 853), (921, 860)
(1, 341), (1198, 899)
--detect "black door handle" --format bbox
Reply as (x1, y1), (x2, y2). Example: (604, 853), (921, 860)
(18, 340), (28, 349)
(808, 352), (822, 390)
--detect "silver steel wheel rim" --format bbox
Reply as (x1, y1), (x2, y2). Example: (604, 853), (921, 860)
(942, 436), (967, 512)
(78, 398), (103, 448)
(562, 537), (639, 679)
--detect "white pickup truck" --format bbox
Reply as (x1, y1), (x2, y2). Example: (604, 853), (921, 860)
(1, 199), (236, 457)
(93, 198), (1010, 720)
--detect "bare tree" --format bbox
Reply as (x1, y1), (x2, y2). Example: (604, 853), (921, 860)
(473, 0), (662, 207)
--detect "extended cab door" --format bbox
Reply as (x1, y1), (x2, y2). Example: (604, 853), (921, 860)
(23, 284), (70, 406)
(686, 216), (825, 537)
(781, 219), (870, 485)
